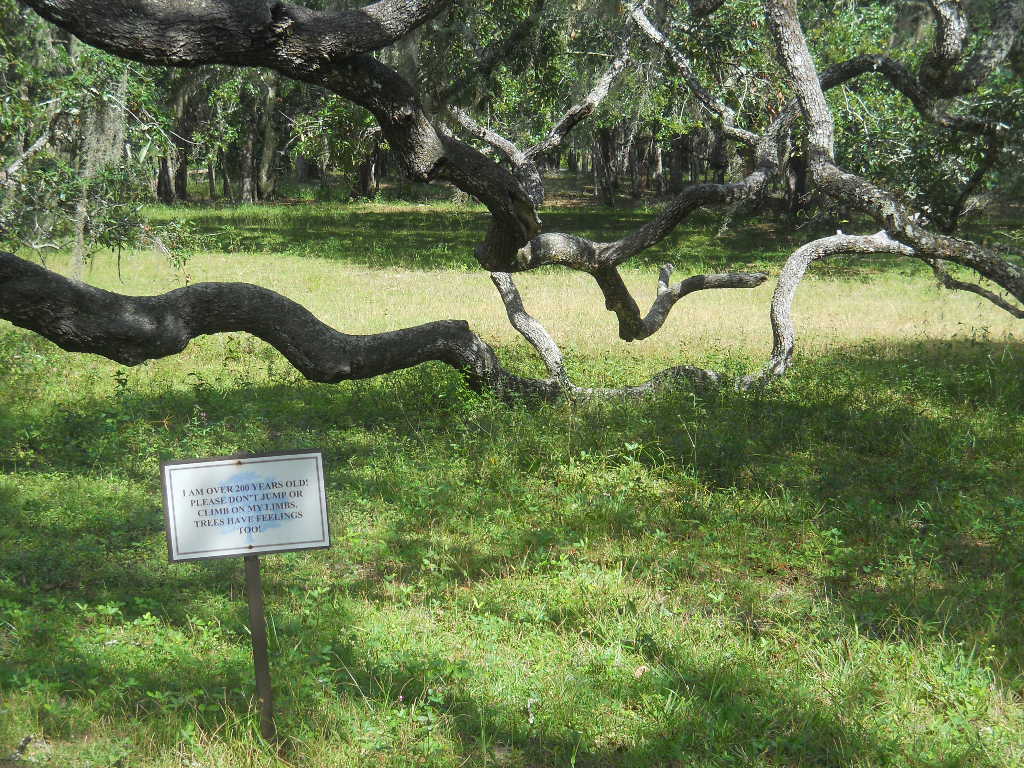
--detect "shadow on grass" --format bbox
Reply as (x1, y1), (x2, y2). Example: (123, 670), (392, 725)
(0, 335), (1021, 761)
(144, 199), (924, 276)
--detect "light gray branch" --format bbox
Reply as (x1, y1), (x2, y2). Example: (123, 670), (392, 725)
(740, 231), (915, 388)
(763, 0), (834, 166)
(1, 131), (51, 187)
(629, 5), (757, 145)
(490, 272), (569, 384)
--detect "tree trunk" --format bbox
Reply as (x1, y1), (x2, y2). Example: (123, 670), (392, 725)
(709, 127), (727, 184)
(355, 147), (378, 198)
(207, 160), (217, 199)
(219, 151), (232, 199)
(668, 134), (689, 192)
(652, 141), (664, 193)
(173, 143), (189, 201)
(71, 67), (127, 278)
(257, 74), (279, 199)
(239, 125), (257, 203)
(785, 152), (807, 218)
(295, 156), (316, 183)
(157, 157), (174, 203)
(630, 134), (653, 199)
(594, 128), (617, 206)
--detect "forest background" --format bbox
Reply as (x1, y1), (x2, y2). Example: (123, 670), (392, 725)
(1, 0), (1023, 765)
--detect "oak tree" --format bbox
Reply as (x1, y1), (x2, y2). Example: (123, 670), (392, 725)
(1, 0), (1022, 398)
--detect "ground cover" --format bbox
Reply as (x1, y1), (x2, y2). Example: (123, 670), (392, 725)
(1, 198), (1023, 767)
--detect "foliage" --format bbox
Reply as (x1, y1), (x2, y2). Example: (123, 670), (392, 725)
(1, 200), (1023, 763)
(0, 1), (164, 258)
(290, 95), (379, 186)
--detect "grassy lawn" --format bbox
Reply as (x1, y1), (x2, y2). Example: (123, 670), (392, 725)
(1, 197), (1023, 766)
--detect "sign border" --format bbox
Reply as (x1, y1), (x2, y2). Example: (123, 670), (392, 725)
(160, 449), (331, 563)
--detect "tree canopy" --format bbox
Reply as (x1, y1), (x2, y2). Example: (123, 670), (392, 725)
(1, 0), (1022, 398)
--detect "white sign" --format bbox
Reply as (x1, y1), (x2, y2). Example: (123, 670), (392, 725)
(161, 450), (330, 562)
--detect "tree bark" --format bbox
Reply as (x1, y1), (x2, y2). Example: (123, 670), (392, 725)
(239, 120), (258, 204)
(173, 142), (190, 201)
(207, 160), (217, 199)
(257, 73), (279, 199)
(594, 128), (617, 206)
(157, 156), (174, 203)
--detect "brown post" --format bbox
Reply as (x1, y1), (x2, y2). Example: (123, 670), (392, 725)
(244, 554), (275, 741)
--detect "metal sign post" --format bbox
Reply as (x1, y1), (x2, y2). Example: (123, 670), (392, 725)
(244, 554), (275, 741)
(160, 449), (331, 741)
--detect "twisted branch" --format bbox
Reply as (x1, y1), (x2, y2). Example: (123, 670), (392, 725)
(741, 231), (915, 388)
(0, 251), (725, 399)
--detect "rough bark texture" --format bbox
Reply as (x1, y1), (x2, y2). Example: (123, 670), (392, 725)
(0, 250), (723, 399)
(741, 232), (915, 388)
(6, 0), (1022, 398)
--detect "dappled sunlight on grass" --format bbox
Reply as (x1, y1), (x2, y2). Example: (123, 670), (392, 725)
(2, 198), (1024, 766)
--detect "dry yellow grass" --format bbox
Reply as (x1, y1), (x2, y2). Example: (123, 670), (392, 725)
(38, 248), (1023, 368)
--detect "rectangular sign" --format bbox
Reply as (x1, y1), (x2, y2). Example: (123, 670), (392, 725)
(161, 450), (330, 562)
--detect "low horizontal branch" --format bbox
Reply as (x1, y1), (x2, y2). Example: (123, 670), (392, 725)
(22, 0), (449, 67)
(595, 263), (767, 341)
(0, 252), (728, 400)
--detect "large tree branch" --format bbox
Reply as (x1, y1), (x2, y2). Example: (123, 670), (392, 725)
(924, 0), (1024, 97)
(741, 231), (915, 387)
(490, 272), (569, 384)
(763, 0), (834, 166)
(0, 250), (556, 396)
(21, 0), (449, 67)
(815, 162), (1024, 304)
(0, 251), (726, 398)
(593, 263), (767, 341)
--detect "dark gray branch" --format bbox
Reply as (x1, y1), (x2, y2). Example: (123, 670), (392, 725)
(594, 263), (767, 341)
(21, 0), (449, 67)
(927, 260), (1024, 317)
(0, 251), (728, 399)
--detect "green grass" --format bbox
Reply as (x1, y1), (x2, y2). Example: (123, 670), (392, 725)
(141, 192), (866, 275)
(2, 195), (1024, 766)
